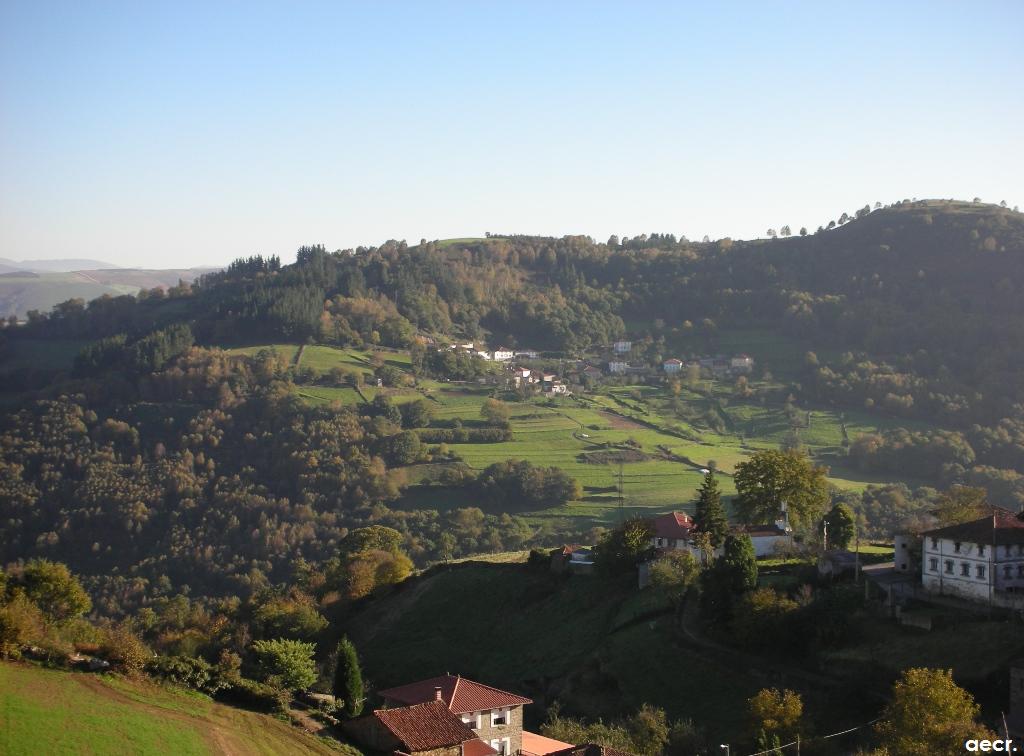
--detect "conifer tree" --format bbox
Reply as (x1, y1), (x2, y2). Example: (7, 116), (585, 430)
(693, 472), (729, 548)
(333, 636), (365, 718)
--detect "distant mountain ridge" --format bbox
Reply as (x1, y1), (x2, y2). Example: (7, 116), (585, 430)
(0, 257), (120, 273)
(0, 266), (220, 319)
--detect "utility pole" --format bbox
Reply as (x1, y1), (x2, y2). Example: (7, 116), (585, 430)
(617, 461), (625, 524)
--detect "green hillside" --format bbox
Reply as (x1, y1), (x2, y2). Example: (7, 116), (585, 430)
(343, 561), (860, 742)
(0, 662), (343, 756)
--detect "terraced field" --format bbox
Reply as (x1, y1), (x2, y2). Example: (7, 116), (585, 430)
(241, 343), (929, 526)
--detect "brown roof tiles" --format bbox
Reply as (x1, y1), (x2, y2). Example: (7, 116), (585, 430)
(373, 700), (478, 752)
(379, 675), (532, 715)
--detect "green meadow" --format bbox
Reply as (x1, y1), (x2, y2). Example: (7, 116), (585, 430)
(0, 662), (340, 756)
(241, 343), (927, 527)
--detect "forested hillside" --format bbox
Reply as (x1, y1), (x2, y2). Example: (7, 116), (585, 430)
(3, 199), (1024, 617)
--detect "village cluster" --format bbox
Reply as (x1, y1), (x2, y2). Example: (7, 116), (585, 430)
(441, 340), (755, 396)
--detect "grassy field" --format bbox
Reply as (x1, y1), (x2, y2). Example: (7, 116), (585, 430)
(0, 662), (342, 756)
(235, 342), (928, 526)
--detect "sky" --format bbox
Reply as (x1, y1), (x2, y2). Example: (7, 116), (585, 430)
(1, 1), (1022, 268)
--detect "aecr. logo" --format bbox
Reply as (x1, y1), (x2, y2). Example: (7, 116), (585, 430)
(965, 740), (1015, 752)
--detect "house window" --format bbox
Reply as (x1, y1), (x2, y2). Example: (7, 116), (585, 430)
(928, 558), (938, 572)
(961, 563), (970, 577)
(945, 560), (954, 574)
(931, 538), (939, 550)
(954, 542), (962, 554)
(1005, 565), (1013, 579)
(977, 565), (987, 580)
(978, 544), (986, 557)
(1018, 564), (1024, 578)
(491, 708), (509, 727)
(490, 739), (511, 756)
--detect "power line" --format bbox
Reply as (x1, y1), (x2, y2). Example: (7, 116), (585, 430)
(741, 718), (881, 756)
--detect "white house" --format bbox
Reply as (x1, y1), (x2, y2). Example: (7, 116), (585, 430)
(608, 360), (629, 374)
(613, 340), (632, 354)
(735, 508), (794, 558)
(662, 358), (683, 374)
(515, 350), (539, 360)
(730, 354), (754, 374)
(920, 511), (1024, 606)
(491, 347), (514, 361)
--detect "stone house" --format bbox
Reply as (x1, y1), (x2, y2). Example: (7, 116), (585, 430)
(380, 675), (533, 756)
(346, 699), (496, 756)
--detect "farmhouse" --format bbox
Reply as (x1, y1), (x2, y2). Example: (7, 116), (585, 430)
(346, 699), (495, 756)
(380, 675), (533, 756)
(919, 511), (1024, 606)
(662, 358), (683, 374)
(649, 511), (695, 551)
(491, 347), (515, 361)
(581, 365), (603, 382)
(735, 521), (794, 558)
(550, 545), (595, 574)
(730, 354), (754, 374)
(612, 340), (632, 354)
(607, 360), (629, 375)
(515, 350), (540, 360)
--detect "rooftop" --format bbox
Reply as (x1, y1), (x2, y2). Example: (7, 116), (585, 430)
(921, 511), (1024, 545)
(373, 700), (480, 752)
(651, 511), (694, 540)
(379, 674), (533, 715)
(522, 731), (575, 756)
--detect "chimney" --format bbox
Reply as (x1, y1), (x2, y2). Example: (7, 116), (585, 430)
(434, 686), (443, 701)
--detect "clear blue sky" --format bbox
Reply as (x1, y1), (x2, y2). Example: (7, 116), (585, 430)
(1, 1), (1021, 268)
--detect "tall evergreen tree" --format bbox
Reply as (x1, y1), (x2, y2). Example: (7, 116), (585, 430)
(333, 636), (365, 718)
(693, 472), (729, 548)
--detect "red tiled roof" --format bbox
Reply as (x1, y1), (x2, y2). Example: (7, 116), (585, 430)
(651, 511), (694, 540)
(373, 701), (477, 752)
(464, 740), (499, 756)
(522, 731), (575, 756)
(921, 511), (1024, 545)
(379, 675), (532, 715)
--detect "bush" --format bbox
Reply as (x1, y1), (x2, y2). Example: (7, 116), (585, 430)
(217, 677), (291, 714)
(147, 654), (227, 694)
(251, 638), (317, 691)
(100, 623), (150, 676)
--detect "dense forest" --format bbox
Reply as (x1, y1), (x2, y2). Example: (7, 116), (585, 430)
(3, 199), (1024, 614)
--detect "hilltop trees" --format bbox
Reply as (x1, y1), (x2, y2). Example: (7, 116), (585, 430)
(733, 450), (829, 530)
(693, 471), (729, 547)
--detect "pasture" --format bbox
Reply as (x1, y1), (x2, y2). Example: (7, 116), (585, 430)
(0, 662), (340, 756)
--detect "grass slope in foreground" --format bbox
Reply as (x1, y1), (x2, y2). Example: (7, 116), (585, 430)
(0, 662), (341, 756)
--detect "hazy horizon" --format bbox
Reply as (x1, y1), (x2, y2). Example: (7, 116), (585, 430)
(2, 1), (1022, 269)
